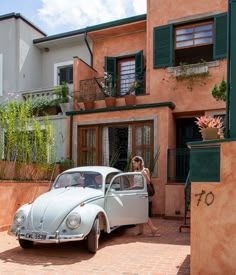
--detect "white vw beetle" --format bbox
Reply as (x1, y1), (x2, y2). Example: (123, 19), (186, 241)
(10, 166), (149, 253)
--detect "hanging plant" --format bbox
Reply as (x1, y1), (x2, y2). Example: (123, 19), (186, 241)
(211, 77), (227, 102)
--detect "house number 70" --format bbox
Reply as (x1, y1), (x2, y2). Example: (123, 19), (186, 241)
(195, 190), (215, 206)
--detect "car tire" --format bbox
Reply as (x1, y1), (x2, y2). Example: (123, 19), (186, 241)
(87, 217), (100, 253)
(19, 239), (34, 248)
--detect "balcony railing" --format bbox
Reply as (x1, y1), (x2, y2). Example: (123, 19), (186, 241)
(21, 84), (73, 101)
(77, 73), (145, 101)
(21, 87), (55, 101)
(167, 148), (190, 183)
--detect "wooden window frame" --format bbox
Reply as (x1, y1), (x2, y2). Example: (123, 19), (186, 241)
(117, 57), (136, 96)
(78, 121), (154, 168)
(174, 21), (214, 50)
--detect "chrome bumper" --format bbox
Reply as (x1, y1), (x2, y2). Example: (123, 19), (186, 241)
(15, 229), (84, 243)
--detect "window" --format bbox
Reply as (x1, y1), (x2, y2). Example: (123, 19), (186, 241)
(153, 12), (227, 67)
(105, 50), (145, 96)
(118, 58), (135, 96)
(54, 61), (73, 86)
(78, 121), (154, 172)
(58, 65), (73, 84)
(175, 22), (213, 49)
(78, 127), (97, 166)
(175, 21), (213, 65)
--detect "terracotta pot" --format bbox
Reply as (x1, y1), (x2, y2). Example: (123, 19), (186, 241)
(105, 97), (116, 107)
(38, 105), (60, 116)
(201, 128), (219, 140)
(84, 100), (94, 110)
(125, 94), (136, 105)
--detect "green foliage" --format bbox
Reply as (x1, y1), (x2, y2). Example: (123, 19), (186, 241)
(59, 158), (75, 172)
(95, 72), (117, 97)
(176, 61), (209, 91)
(211, 77), (227, 101)
(0, 99), (56, 180)
(149, 146), (161, 177)
(123, 152), (132, 172)
(30, 96), (53, 115)
(52, 81), (71, 103)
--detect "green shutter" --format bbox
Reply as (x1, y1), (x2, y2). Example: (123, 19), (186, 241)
(104, 56), (117, 84)
(135, 50), (143, 75)
(214, 13), (227, 59)
(135, 50), (144, 95)
(153, 24), (173, 68)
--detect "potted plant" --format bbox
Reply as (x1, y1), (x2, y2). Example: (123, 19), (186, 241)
(95, 72), (117, 107)
(52, 81), (72, 113)
(124, 79), (140, 105)
(30, 96), (60, 116)
(195, 115), (224, 140)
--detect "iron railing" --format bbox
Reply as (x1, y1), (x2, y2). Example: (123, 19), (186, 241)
(78, 73), (145, 101)
(179, 170), (191, 232)
(167, 148), (190, 183)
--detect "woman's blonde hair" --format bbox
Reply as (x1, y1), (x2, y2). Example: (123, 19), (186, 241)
(132, 155), (144, 170)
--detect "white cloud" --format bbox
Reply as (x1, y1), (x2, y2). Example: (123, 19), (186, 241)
(38, 0), (146, 34)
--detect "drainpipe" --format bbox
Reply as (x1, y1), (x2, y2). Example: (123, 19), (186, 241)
(84, 30), (93, 67)
(227, 0), (236, 138)
(69, 114), (73, 160)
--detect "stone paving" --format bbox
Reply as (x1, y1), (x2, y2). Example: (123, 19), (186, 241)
(0, 218), (190, 275)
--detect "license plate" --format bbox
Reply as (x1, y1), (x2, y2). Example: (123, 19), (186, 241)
(25, 232), (47, 240)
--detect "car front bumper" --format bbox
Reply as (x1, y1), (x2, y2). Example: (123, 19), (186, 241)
(15, 228), (85, 243)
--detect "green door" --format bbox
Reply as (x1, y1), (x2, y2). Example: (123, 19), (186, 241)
(176, 118), (202, 182)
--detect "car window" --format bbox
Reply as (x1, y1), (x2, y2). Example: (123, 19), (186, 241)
(105, 172), (120, 191)
(53, 172), (103, 190)
(110, 174), (144, 192)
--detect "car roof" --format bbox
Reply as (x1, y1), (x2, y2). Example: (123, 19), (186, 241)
(63, 166), (122, 175)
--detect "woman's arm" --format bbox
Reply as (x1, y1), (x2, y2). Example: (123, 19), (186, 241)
(142, 167), (151, 183)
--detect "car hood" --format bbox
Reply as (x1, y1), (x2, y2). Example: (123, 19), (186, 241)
(28, 187), (103, 232)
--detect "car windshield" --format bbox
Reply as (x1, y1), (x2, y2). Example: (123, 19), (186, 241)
(53, 171), (103, 190)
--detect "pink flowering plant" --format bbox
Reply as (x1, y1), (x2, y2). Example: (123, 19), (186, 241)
(195, 115), (224, 137)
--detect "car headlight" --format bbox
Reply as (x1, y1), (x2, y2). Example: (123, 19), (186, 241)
(14, 210), (26, 226)
(66, 213), (81, 229)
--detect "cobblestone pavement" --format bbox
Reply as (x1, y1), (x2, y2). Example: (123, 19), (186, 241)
(0, 218), (190, 275)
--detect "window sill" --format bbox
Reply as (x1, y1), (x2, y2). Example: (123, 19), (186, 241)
(167, 60), (219, 77)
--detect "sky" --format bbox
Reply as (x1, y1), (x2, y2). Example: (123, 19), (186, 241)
(0, 0), (147, 36)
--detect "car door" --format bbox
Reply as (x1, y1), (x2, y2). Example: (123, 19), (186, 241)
(104, 172), (149, 227)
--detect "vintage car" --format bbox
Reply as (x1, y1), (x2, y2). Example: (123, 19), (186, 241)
(10, 166), (149, 253)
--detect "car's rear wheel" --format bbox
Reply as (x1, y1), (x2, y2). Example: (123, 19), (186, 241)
(87, 217), (100, 253)
(19, 239), (34, 248)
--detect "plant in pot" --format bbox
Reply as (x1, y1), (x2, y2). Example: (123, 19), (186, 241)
(124, 79), (140, 105)
(195, 115), (224, 140)
(95, 72), (117, 107)
(52, 81), (72, 113)
(30, 96), (60, 116)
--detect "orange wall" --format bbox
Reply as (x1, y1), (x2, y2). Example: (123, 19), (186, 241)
(91, 29), (146, 77)
(71, 0), (228, 218)
(147, 0), (227, 113)
(0, 181), (50, 231)
(190, 140), (236, 274)
(71, 105), (175, 215)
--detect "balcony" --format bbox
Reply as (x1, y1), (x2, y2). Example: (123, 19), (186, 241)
(77, 73), (145, 102)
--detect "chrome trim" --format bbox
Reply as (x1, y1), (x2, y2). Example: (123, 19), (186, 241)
(16, 230), (84, 243)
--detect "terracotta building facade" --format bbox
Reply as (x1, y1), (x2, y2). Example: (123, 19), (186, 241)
(67, 0), (228, 217)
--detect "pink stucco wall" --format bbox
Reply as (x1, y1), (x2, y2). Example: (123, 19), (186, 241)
(190, 140), (236, 274)
(0, 181), (50, 231)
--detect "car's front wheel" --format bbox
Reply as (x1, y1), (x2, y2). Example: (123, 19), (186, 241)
(19, 239), (34, 248)
(87, 217), (100, 253)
